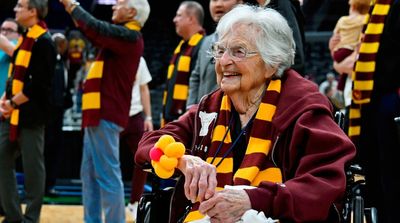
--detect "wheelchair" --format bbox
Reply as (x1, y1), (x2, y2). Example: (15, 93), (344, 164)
(335, 112), (378, 223)
(136, 112), (378, 223)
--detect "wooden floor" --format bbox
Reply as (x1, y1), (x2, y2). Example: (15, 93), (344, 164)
(0, 204), (135, 223)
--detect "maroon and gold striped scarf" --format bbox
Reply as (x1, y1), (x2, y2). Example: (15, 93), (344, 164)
(81, 21), (141, 127)
(161, 31), (205, 127)
(7, 21), (48, 141)
(185, 79), (282, 222)
(348, 0), (393, 142)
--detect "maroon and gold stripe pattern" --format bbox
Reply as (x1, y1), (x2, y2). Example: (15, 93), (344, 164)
(185, 79), (282, 222)
(7, 21), (48, 141)
(161, 31), (204, 127)
(81, 21), (141, 127)
(348, 0), (392, 142)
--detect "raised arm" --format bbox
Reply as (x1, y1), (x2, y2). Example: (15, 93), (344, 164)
(0, 34), (15, 56)
(60, 0), (141, 52)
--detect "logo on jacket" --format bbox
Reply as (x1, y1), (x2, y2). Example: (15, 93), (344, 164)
(199, 111), (217, 136)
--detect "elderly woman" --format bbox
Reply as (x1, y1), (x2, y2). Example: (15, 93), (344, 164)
(136, 5), (355, 223)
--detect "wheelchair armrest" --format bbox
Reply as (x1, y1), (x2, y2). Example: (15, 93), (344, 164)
(140, 162), (183, 181)
(141, 162), (154, 173)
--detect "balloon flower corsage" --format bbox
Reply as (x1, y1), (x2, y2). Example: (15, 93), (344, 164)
(149, 135), (185, 179)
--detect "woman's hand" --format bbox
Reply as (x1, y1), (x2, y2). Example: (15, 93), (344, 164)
(198, 189), (251, 223)
(177, 155), (217, 203)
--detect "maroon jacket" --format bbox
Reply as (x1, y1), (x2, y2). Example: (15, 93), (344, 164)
(71, 6), (143, 128)
(136, 69), (356, 222)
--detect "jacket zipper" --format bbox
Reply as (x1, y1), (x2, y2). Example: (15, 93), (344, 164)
(271, 135), (280, 167)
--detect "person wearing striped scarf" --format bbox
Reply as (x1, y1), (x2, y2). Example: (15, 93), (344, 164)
(0, 0), (56, 222)
(333, 1), (400, 222)
(136, 5), (356, 223)
(60, 0), (150, 222)
(350, 0), (399, 222)
(162, 1), (205, 127)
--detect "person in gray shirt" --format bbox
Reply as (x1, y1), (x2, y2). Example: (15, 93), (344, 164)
(187, 0), (242, 107)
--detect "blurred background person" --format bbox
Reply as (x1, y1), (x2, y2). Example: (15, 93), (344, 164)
(120, 57), (153, 221)
(329, 0), (369, 111)
(257, 0), (306, 75)
(59, 0), (150, 221)
(0, 18), (20, 97)
(67, 31), (86, 95)
(335, 0), (400, 222)
(0, 0), (56, 222)
(162, 1), (205, 126)
(319, 72), (338, 97)
(44, 32), (71, 197)
(187, 0), (243, 107)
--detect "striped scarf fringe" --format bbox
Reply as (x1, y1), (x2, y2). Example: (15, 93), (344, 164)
(81, 21), (141, 127)
(7, 21), (47, 141)
(185, 79), (283, 222)
(161, 31), (204, 127)
(348, 0), (393, 142)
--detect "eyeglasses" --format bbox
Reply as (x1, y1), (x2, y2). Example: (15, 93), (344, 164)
(211, 43), (258, 61)
(0, 28), (18, 34)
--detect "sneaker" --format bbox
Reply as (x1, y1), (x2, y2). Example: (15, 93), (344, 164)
(127, 201), (138, 221)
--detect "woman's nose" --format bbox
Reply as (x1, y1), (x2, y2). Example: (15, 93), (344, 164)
(218, 51), (233, 65)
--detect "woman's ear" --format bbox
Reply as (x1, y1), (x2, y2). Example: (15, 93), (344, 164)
(29, 7), (37, 18)
(264, 63), (277, 79)
(128, 7), (137, 20)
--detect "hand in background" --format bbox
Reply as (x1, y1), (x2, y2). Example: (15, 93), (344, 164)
(59, 0), (72, 9)
(0, 100), (13, 118)
(144, 119), (153, 131)
(329, 33), (340, 57)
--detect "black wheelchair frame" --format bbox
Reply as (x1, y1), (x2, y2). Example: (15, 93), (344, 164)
(335, 111), (378, 223)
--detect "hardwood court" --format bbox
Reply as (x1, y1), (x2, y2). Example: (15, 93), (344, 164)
(0, 204), (135, 223)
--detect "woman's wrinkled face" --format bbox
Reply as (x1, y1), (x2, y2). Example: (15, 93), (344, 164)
(215, 24), (275, 95)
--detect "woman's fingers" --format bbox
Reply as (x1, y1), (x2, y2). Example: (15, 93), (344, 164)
(181, 155), (217, 203)
(189, 168), (200, 202)
(199, 194), (218, 215)
(200, 189), (251, 222)
(206, 167), (217, 200)
(197, 169), (208, 202)
(183, 163), (193, 200)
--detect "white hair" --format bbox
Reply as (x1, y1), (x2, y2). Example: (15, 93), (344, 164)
(51, 32), (66, 41)
(216, 4), (295, 78)
(127, 0), (150, 27)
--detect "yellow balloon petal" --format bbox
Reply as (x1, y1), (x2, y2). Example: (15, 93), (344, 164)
(158, 155), (178, 171)
(164, 142), (185, 158)
(154, 162), (174, 179)
(154, 135), (175, 152)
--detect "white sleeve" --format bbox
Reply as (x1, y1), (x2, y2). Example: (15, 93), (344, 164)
(137, 57), (152, 85)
